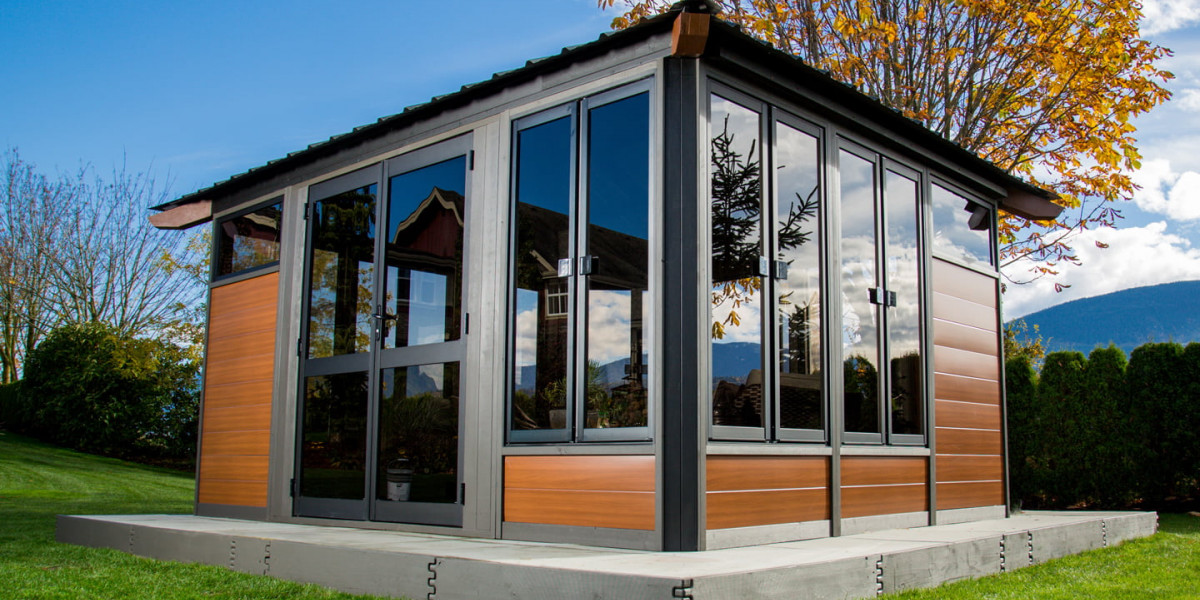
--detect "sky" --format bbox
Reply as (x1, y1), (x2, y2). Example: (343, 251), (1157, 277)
(1, 0), (1198, 319)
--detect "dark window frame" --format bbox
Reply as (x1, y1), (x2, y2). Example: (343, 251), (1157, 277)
(929, 177), (998, 274)
(210, 196), (284, 282)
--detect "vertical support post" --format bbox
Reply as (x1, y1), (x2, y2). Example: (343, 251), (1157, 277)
(661, 56), (703, 552)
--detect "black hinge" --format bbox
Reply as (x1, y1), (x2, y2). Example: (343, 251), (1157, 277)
(296, 337), (303, 358)
(460, 482), (466, 505)
(468, 150), (475, 171)
(465, 313), (469, 335)
(303, 201), (312, 221)
(290, 478), (297, 497)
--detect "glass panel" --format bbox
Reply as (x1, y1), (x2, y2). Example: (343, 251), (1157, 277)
(216, 201), (282, 276)
(584, 93), (650, 430)
(307, 185), (376, 359)
(385, 157), (466, 348)
(775, 122), (823, 431)
(839, 151), (880, 435)
(512, 116), (572, 433)
(300, 372), (368, 499)
(377, 363), (459, 504)
(932, 184), (993, 267)
(886, 171), (923, 436)
(710, 95), (764, 429)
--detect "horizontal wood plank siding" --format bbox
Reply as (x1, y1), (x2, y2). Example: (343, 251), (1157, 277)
(198, 273), (278, 508)
(840, 456), (928, 518)
(503, 456), (655, 531)
(705, 456), (830, 530)
(932, 258), (1004, 512)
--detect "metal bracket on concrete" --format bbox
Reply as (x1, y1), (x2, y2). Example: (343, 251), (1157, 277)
(1027, 531), (1035, 566)
(427, 558), (442, 600)
(874, 556), (884, 596)
(999, 537), (1007, 572)
(229, 538), (237, 569)
(672, 579), (694, 599)
(263, 541), (271, 572)
(1102, 520), (1108, 548)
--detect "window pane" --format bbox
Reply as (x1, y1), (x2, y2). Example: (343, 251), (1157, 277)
(377, 363), (459, 504)
(886, 171), (924, 436)
(710, 95), (764, 429)
(584, 93), (650, 430)
(512, 117), (572, 433)
(308, 185), (376, 359)
(932, 184), (992, 267)
(839, 151), (880, 435)
(385, 157), (466, 348)
(300, 372), (368, 499)
(775, 122), (823, 431)
(216, 201), (282, 276)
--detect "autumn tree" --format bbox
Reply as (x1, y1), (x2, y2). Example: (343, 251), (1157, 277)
(602, 0), (1173, 285)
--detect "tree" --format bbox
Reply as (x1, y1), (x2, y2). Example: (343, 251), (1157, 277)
(1003, 318), (1046, 365)
(602, 0), (1173, 285)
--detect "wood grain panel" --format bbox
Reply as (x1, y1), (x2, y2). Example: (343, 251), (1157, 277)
(197, 479), (268, 507)
(208, 301), (277, 341)
(931, 259), (997, 308)
(937, 481), (1004, 510)
(934, 346), (1000, 381)
(202, 380), (274, 410)
(200, 430), (271, 457)
(503, 489), (654, 530)
(206, 332), (277, 364)
(934, 373), (1000, 404)
(933, 319), (999, 356)
(936, 455), (1004, 483)
(209, 273), (280, 317)
(935, 400), (1002, 431)
(842, 483), (928, 518)
(932, 292), (997, 332)
(201, 404), (273, 433)
(199, 454), (270, 483)
(503, 456), (654, 492)
(707, 456), (828, 492)
(204, 355), (275, 387)
(841, 456), (928, 487)
(936, 427), (1003, 456)
(707, 488), (830, 529)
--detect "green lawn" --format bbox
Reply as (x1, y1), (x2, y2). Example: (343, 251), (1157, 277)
(0, 430), (386, 600)
(2, 429), (1197, 599)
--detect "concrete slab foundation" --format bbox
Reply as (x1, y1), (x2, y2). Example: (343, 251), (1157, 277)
(56, 511), (1157, 599)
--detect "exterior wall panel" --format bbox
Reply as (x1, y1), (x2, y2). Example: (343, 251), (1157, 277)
(198, 273), (279, 508)
(706, 456), (830, 530)
(839, 456), (928, 519)
(931, 258), (1004, 510)
(503, 456), (655, 531)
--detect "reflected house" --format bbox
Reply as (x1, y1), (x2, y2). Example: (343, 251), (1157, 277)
(139, 1), (1068, 556)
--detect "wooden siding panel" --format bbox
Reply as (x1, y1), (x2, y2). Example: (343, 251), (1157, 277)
(503, 456), (654, 492)
(935, 346), (1000, 381)
(936, 455), (1004, 484)
(707, 489), (830, 529)
(707, 456), (828, 492)
(931, 259), (997, 308)
(934, 373), (1000, 404)
(937, 427), (1003, 456)
(932, 292), (997, 332)
(208, 306), (277, 342)
(842, 484), (928, 519)
(503, 489), (654, 530)
(206, 332), (278, 364)
(937, 481), (1004, 510)
(208, 275), (280, 318)
(933, 319), (999, 356)
(201, 430), (271, 456)
(202, 380), (274, 410)
(201, 404), (273, 433)
(197, 479), (268, 507)
(204, 356), (275, 387)
(841, 457), (928, 487)
(935, 400), (1002, 431)
(199, 454), (270, 483)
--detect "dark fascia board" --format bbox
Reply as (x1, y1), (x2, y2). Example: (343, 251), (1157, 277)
(702, 20), (1060, 210)
(153, 12), (679, 212)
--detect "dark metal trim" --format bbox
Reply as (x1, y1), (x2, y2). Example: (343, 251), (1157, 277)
(208, 264), (280, 289)
(210, 195), (285, 283)
(195, 503), (269, 521)
(994, 206), (1012, 517)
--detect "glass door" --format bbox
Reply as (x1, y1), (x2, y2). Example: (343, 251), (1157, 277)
(295, 136), (470, 527)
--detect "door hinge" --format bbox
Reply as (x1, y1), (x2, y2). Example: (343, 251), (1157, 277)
(465, 313), (469, 335)
(296, 337), (303, 358)
(460, 483), (466, 505)
(468, 150), (475, 171)
(290, 478), (298, 497)
(303, 201), (312, 221)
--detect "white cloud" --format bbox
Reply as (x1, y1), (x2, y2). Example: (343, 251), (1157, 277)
(1003, 221), (1200, 317)
(1177, 89), (1200, 112)
(1131, 158), (1200, 221)
(1142, 0), (1200, 35)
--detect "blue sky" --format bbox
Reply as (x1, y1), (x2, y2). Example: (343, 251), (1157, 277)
(1, 0), (1198, 318)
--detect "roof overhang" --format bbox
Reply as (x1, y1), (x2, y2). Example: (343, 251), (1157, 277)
(149, 199), (212, 230)
(999, 189), (1064, 221)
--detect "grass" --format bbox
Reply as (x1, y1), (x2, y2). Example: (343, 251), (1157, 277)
(2, 430), (1198, 599)
(0, 430), (386, 600)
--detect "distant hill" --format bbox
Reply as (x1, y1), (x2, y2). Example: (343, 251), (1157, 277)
(1011, 280), (1200, 355)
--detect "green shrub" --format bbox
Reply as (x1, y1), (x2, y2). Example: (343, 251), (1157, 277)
(1005, 355), (1039, 509)
(1126, 342), (1187, 506)
(1081, 345), (1133, 507)
(1029, 351), (1089, 507)
(14, 322), (199, 463)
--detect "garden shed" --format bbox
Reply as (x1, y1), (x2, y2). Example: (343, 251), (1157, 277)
(146, 2), (1063, 553)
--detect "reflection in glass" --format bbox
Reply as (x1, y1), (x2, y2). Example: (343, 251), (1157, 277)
(512, 117), (571, 433)
(710, 95), (764, 428)
(932, 184), (993, 267)
(385, 157), (466, 348)
(775, 123), (823, 431)
(839, 150), (880, 434)
(216, 201), (282, 276)
(308, 185), (376, 358)
(584, 93), (650, 430)
(377, 363), (459, 504)
(301, 372), (368, 499)
(886, 171), (923, 436)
